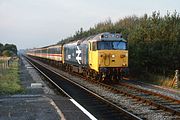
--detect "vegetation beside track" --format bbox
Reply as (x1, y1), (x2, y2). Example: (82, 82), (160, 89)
(134, 72), (180, 90)
(0, 60), (3, 64)
(138, 73), (176, 88)
(0, 57), (24, 95)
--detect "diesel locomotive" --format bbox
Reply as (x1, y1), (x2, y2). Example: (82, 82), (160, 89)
(27, 32), (128, 82)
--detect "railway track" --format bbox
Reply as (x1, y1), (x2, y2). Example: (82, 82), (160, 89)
(114, 82), (180, 115)
(88, 80), (180, 116)
(25, 56), (142, 120)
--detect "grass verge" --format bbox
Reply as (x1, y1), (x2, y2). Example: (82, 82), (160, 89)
(0, 60), (4, 64)
(0, 58), (24, 95)
(138, 73), (179, 89)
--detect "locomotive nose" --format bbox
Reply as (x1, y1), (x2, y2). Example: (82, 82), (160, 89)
(99, 51), (128, 67)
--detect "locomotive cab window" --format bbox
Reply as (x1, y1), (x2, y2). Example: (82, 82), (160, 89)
(97, 41), (127, 50)
(92, 42), (97, 51)
(89, 42), (92, 51)
(113, 41), (127, 50)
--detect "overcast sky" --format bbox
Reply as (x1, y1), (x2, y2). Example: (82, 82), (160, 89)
(0, 0), (179, 49)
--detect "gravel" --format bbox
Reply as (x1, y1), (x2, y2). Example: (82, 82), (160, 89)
(20, 56), (57, 95)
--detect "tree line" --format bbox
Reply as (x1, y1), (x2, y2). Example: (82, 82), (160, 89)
(0, 43), (17, 57)
(58, 11), (180, 77)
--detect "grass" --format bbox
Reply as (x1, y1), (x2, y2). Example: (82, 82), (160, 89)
(138, 73), (179, 89)
(0, 58), (24, 95)
(0, 60), (4, 64)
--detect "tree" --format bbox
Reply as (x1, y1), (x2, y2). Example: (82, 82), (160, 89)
(2, 50), (13, 57)
(4, 44), (17, 55)
(0, 43), (17, 56)
(0, 43), (3, 55)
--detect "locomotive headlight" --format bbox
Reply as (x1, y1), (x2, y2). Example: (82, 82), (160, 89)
(112, 54), (115, 58)
(116, 35), (120, 38)
(126, 53), (128, 57)
(122, 63), (126, 66)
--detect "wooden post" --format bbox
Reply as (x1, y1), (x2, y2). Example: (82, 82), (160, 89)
(0, 64), (2, 76)
(172, 70), (179, 88)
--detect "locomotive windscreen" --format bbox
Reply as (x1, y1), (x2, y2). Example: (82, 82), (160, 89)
(97, 41), (127, 50)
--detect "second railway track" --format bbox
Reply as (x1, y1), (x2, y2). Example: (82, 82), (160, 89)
(25, 56), (142, 120)
(90, 80), (180, 116)
(114, 82), (180, 115)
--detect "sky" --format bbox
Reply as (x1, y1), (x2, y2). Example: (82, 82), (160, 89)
(0, 0), (180, 50)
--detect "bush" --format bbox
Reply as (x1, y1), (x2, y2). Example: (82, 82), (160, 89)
(2, 50), (13, 57)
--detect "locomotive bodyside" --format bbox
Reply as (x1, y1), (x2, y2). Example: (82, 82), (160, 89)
(63, 40), (89, 66)
(63, 39), (89, 73)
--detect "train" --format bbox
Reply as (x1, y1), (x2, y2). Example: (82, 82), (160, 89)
(27, 32), (128, 82)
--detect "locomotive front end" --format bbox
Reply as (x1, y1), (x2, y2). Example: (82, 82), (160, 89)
(88, 33), (128, 82)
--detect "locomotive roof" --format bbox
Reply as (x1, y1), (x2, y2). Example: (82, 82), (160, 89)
(64, 32), (126, 45)
(79, 32), (126, 42)
(92, 32), (126, 42)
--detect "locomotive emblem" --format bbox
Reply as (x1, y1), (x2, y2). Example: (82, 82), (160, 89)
(76, 46), (82, 64)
